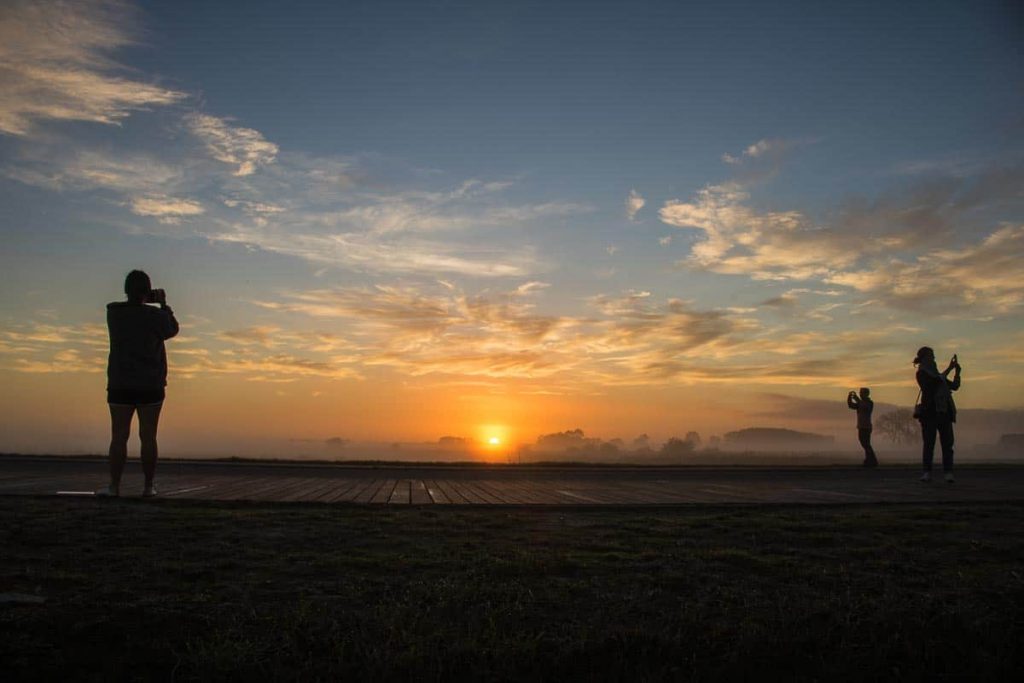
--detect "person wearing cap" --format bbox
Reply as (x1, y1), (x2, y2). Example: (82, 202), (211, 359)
(913, 346), (961, 483)
(847, 387), (878, 467)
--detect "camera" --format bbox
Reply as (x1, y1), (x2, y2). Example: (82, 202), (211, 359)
(145, 288), (165, 304)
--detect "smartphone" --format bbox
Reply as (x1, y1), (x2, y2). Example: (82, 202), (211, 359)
(146, 288), (164, 304)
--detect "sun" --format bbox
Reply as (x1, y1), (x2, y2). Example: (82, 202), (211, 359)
(488, 436), (501, 446)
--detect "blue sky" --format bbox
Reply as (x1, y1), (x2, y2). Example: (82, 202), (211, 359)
(0, 0), (1021, 454)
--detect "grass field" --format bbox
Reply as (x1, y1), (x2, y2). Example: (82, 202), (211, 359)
(2, 498), (1022, 681)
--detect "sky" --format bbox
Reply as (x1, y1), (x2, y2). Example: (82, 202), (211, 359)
(0, 0), (1022, 457)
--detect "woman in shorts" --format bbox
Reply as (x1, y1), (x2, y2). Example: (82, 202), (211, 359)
(100, 270), (179, 497)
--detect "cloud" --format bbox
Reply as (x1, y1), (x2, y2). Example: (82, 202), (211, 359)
(0, 322), (107, 374)
(253, 282), (577, 379)
(186, 113), (279, 176)
(658, 235), (672, 246)
(660, 183), (858, 281)
(514, 281), (549, 296)
(659, 167), (1024, 318)
(3, 148), (184, 193)
(721, 138), (790, 165)
(212, 224), (537, 278)
(626, 189), (645, 221)
(129, 194), (204, 223)
(829, 224), (1024, 314)
(0, 0), (186, 136)
(216, 326), (281, 348)
(297, 197), (586, 236)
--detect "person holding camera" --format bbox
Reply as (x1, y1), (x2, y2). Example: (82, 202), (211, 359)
(913, 346), (961, 483)
(847, 387), (877, 468)
(99, 270), (179, 497)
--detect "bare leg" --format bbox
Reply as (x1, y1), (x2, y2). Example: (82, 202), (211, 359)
(137, 403), (163, 488)
(109, 405), (135, 490)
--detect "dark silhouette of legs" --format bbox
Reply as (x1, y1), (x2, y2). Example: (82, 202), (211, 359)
(137, 403), (162, 488)
(108, 404), (134, 489)
(858, 428), (877, 467)
(920, 418), (937, 472)
(937, 418), (955, 473)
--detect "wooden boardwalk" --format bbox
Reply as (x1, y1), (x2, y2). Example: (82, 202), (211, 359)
(1, 456), (1022, 505)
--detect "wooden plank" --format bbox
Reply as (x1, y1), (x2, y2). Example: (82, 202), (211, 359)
(199, 474), (273, 500)
(265, 476), (327, 502)
(370, 479), (398, 504)
(388, 480), (411, 505)
(318, 477), (371, 503)
(351, 478), (385, 504)
(448, 479), (503, 504)
(475, 479), (536, 504)
(410, 480), (432, 505)
(424, 479), (451, 504)
(431, 478), (472, 504)
(302, 478), (361, 503)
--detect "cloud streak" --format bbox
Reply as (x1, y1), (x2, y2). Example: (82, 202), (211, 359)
(129, 194), (204, 223)
(626, 189), (645, 221)
(0, 0), (186, 136)
(186, 113), (279, 176)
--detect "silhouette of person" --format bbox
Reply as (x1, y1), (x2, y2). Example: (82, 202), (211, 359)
(98, 270), (179, 497)
(913, 346), (961, 483)
(847, 387), (877, 467)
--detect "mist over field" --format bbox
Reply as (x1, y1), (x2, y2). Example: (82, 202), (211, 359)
(7, 405), (1019, 464)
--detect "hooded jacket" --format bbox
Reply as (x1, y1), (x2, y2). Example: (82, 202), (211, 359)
(106, 302), (179, 391)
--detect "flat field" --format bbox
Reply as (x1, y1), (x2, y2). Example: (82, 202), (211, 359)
(2, 498), (1022, 681)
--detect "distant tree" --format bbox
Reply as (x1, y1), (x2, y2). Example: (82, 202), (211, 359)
(684, 431), (702, 449)
(876, 409), (917, 445)
(660, 437), (695, 459)
(537, 428), (598, 451)
(325, 437), (349, 449)
(708, 435), (721, 448)
(632, 434), (651, 450)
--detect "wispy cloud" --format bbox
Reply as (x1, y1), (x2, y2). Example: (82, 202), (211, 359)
(829, 224), (1024, 315)
(211, 224), (538, 278)
(625, 189), (645, 221)
(186, 113), (279, 176)
(660, 182), (857, 281)
(246, 283), (870, 386)
(660, 166), (1024, 317)
(0, 0), (186, 136)
(129, 194), (204, 223)
(721, 138), (791, 165)
(3, 149), (183, 193)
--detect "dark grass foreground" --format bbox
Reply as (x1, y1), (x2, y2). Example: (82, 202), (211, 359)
(2, 499), (1022, 681)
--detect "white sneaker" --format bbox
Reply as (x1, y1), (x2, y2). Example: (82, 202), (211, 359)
(142, 485), (158, 498)
(96, 485), (119, 497)
(919, 472), (931, 483)
(944, 473), (955, 484)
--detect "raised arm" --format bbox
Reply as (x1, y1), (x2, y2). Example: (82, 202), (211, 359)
(159, 304), (179, 340)
(947, 366), (961, 392)
(847, 394), (859, 410)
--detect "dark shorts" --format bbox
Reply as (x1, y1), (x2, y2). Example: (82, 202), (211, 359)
(107, 387), (165, 407)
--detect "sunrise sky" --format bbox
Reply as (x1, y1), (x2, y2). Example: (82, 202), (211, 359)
(1, 0), (1022, 457)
